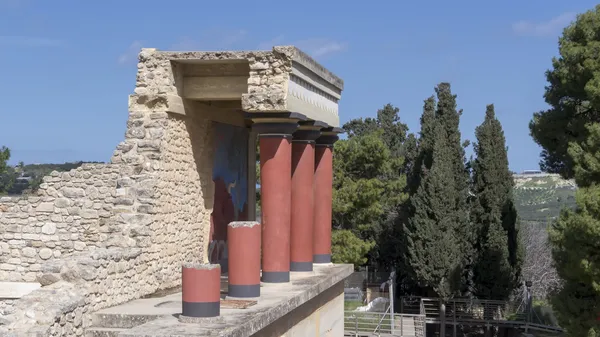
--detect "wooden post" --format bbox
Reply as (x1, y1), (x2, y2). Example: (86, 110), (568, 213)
(440, 301), (446, 337)
(453, 299), (457, 337)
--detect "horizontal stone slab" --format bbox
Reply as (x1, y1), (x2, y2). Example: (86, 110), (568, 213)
(0, 281), (41, 299)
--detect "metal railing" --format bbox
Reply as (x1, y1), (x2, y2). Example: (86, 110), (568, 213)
(344, 311), (426, 337)
(398, 296), (564, 334)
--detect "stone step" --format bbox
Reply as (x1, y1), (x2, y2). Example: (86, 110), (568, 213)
(85, 327), (129, 337)
(91, 312), (158, 329)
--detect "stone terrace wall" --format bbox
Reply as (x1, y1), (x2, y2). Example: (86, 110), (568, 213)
(0, 48), (220, 336)
(0, 164), (125, 282)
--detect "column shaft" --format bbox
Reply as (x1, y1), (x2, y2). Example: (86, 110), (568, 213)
(260, 134), (292, 282)
(290, 140), (315, 271)
(313, 144), (334, 264)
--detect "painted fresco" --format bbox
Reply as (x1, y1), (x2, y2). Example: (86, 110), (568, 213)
(208, 122), (249, 272)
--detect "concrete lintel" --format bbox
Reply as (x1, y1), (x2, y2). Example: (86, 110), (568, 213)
(276, 46), (344, 91)
(183, 76), (249, 100)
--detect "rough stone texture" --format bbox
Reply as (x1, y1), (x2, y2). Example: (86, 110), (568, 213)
(0, 49), (214, 336)
(228, 221), (260, 228)
(0, 164), (123, 282)
(0, 46), (345, 337)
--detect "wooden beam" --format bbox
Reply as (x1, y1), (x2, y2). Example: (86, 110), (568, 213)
(183, 76), (248, 100)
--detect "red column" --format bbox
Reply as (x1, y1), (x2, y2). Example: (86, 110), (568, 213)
(181, 264), (221, 318)
(290, 129), (320, 272)
(313, 134), (338, 264)
(259, 134), (292, 282)
(227, 221), (261, 298)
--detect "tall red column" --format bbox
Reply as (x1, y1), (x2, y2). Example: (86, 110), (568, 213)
(259, 134), (292, 282)
(251, 116), (303, 283)
(290, 128), (321, 272)
(313, 132), (339, 264)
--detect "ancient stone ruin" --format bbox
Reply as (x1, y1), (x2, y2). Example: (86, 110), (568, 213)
(0, 46), (351, 336)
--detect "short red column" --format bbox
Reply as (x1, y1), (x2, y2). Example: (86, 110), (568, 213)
(227, 221), (261, 298)
(181, 264), (221, 318)
(313, 133), (338, 264)
(290, 128), (320, 272)
(259, 134), (293, 282)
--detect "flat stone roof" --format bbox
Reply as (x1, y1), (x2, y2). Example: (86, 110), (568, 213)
(153, 45), (344, 91)
(97, 264), (352, 337)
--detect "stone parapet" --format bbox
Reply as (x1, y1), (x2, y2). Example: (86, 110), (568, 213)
(91, 264), (353, 337)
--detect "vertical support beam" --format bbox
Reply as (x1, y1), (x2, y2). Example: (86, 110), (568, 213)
(290, 123), (323, 272)
(313, 130), (339, 264)
(440, 302), (446, 337)
(259, 133), (292, 282)
(247, 130), (257, 221)
(181, 264), (221, 318)
(249, 113), (304, 283)
(227, 221), (261, 299)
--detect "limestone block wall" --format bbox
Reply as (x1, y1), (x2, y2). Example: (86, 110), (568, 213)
(242, 47), (292, 112)
(0, 164), (124, 282)
(0, 47), (294, 336)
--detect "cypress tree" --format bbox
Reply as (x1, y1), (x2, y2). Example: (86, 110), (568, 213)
(404, 121), (463, 299)
(406, 96), (436, 194)
(471, 105), (522, 300)
(404, 84), (469, 299)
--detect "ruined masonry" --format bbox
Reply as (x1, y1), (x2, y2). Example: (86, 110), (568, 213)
(0, 46), (352, 336)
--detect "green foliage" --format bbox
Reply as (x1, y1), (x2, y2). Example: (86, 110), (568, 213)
(529, 5), (600, 178)
(547, 123), (600, 336)
(0, 147), (12, 194)
(403, 83), (470, 300)
(471, 105), (522, 300)
(549, 185), (600, 336)
(529, 7), (600, 335)
(331, 229), (375, 268)
(404, 123), (463, 299)
(334, 104), (409, 267)
(333, 130), (407, 246)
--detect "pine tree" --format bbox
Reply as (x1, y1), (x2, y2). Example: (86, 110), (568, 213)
(549, 123), (600, 336)
(471, 105), (522, 300)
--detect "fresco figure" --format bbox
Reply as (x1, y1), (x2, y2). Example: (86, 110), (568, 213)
(209, 122), (249, 273)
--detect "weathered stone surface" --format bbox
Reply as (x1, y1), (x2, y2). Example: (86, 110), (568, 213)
(0, 46), (345, 337)
(41, 223), (56, 235)
(0, 282), (41, 299)
(35, 203), (54, 213)
(38, 248), (53, 260)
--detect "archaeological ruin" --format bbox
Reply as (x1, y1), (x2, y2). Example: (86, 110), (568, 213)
(0, 46), (353, 336)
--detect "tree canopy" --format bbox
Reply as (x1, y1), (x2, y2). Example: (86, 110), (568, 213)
(528, 6), (600, 335)
(471, 105), (522, 300)
(529, 5), (600, 178)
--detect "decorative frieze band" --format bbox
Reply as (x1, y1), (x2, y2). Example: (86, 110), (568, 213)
(287, 73), (340, 127)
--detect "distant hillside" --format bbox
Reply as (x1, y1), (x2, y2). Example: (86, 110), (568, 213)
(513, 173), (577, 222)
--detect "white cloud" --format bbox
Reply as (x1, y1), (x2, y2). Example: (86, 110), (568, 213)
(512, 12), (576, 37)
(0, 36), (63, 47)
(117, 41), (143, 65)
(258, 36), (347, 58)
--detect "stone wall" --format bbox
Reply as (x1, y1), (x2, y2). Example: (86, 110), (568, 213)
(0, 47), (285, 336)
(0, 164), (123, 282)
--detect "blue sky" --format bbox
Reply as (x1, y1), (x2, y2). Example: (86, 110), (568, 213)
(0, 0), (596, 172)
